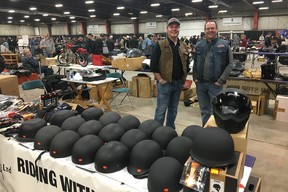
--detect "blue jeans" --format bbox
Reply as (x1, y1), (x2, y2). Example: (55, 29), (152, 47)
(154, 80), (183, 129)
(195, 81), (223, 127)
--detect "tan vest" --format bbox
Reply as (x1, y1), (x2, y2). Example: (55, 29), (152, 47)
(158, 39), (188, 82)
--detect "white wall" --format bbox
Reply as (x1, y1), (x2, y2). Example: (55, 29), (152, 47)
(0, 25), (34, 36)
(258, 16), (288, 30)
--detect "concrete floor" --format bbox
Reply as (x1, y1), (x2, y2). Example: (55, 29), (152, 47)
(19, 55), (288, 192)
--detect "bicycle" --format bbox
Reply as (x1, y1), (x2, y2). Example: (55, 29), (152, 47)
(57, 42), (88, 67)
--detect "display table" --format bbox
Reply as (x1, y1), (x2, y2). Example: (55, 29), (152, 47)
(61, 77), (117, 111)
(0, 135), (147, 192)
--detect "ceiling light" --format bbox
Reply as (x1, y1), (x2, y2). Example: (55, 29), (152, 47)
(171, 8), (180, 11)
(131, 17), (137, 20)
(90, 15), (96, 17)
(85, 1), (94, 4)
(88, 9), (95, 12)
(24, 15), (30, 18)
(140, 11), (147, 14)
(8, 21), (12, 23)
(34, 19), (40, 21)
(20, 20), (25, 23)
(192, 0), (203, 2)
(272, 0), (282, 2)
(208, 5), (218, 8)
(117, 6), (125, 10)
(51, 18), (56, 20)
(151, 3), (160, 7)
(8, 10), (15, 13)
(55, 4), (63, 7)
(43, 14), (49, 16)
(156, 15), (163, 17)
(218, 10), (227, 13)
(8, 17), (13, 19)
(71, 20), (76, 23)
(185, 13), (193, 16)
(113, 13), (120, 16)
(70, 16), (75, 19)
(259, 7), (269, 10)
(30, 7), (37, 11)
(128, 13), (133, 15)
(252, 1), (264, 4)
(64, 12), (70, 14)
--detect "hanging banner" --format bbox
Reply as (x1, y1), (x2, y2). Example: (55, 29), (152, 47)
(223, 17), (242, 25)
(146, 22), (157, 29)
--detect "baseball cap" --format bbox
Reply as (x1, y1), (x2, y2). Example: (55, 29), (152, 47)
(167, 17), (180, 26)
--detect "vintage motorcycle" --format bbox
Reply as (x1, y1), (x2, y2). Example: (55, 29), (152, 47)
(57, 42), (88, 67)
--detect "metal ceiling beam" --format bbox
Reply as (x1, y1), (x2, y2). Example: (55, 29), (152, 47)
(209, 0), (232, 8)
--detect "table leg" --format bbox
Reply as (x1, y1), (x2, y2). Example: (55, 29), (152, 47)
(97, 82), (112, 111)
(70, 82), (83, 100)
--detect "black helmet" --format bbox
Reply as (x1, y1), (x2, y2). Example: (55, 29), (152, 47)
(189, 127), (235, 167)
(77, 120), (104, 136)
(138, 119), (161, 138)
(81, 107), (103, 121)
(120, 129), (148, 150)
(181, 125), (203, 141)
(61, 116), (86, 131)
(34, 125), (62, 150)
(95, 141), (130, 173)
(212, 88), (252, 134)
(165, 136), (193, 165)
(148, 157), (183, 192)
(151, 126), (178, 150)
(72, 135), (104, 165)
(98, 123), (125, 142)
(99, 111), (121, 125)
(117, 115), (140, 131)
(16, 118), (47, 142)
(49, 110), (77, 127)
(50, 130), (80, 158)
(128, 140), (163, 179)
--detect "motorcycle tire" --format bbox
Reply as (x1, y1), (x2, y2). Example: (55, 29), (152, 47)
(57, 52), (73, 65)
(77, 55), (88, 67)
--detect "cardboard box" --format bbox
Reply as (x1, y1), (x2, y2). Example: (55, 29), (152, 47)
(137, 76), (152, 98)
(180, 88), (193, 101)
(248, 92), (269, 116)
(274, 95), (288, 122)
(244, 176), (261, 192)
(225, 79), (274, 96)
(112, 56), (146, 71)
(39, 55), (59, 66)
(0, 75), (20, 97)
(130, 77), (138, 97)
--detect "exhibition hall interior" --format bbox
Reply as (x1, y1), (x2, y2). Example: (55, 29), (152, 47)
(1, 0), (288, 192)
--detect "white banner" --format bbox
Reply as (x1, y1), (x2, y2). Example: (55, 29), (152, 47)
(87, 25), (99, 34)
(223, 17), (243, 25)
(146, 22), (157, 29)
(0, 135), (147, 192)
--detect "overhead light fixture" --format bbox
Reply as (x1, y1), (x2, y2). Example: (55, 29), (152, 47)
(185, 13), (193, 16)
(272, 0), (282, 2)
(20, 20), (25, 23)
(34, 19), (40, 21)
(131, 17), (137, 20)
(113, 13), (120, 16)
(171, 8), (180, 11)
(218, 10), (227, 13)
(70, 16), (75, 19)
(71, 20), (76, 23)
(43, 14), (49, 16)
(8, 17), (13, 19)
(88, 9), (95, 12)
(156, 15), (163, 17)
(64, 12), (70, 14)
(117, 6), (125, 10)
(55, 4), (63, 7)
(259, 7), (269, 10)
(208, 5), (218, 8)
(140, 11), (147, 14)
(8, 21), (12, 23)
(30, 7), (37, 11)
(192, 0), (203, 2)
(85, 1), (94, 4)
(151, 3), (160, 7)
(128, 13), (133, 15)
(8, 10), (15, 13)
(51, 18), (56, 20)
(24, 15), (29, 18)
(90, 15), (96, 17)
(252, 1), (264, 4)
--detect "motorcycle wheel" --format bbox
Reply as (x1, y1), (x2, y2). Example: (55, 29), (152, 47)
(77, 54), (88, 67)
(57, 52), (73, 65)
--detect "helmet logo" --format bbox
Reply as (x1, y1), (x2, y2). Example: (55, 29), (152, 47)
(102, 165), (107, 169)
(52, 150), (57, 154)
(136, 169), (142, 173)
(37, 142), (41, 145)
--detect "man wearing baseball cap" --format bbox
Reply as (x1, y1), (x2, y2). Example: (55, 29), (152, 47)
(150, 17), (190, 129)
